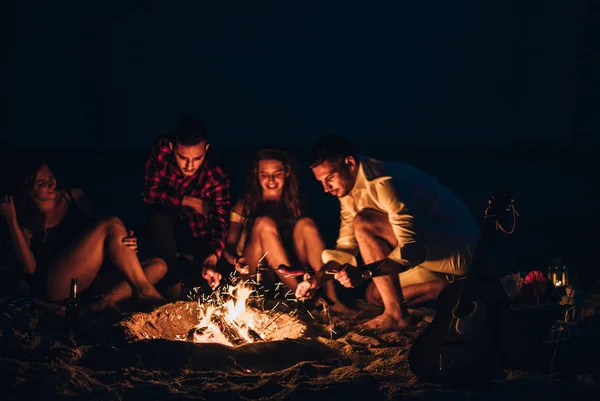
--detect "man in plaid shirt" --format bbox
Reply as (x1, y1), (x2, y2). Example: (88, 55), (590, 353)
(143, 114), (230, 301)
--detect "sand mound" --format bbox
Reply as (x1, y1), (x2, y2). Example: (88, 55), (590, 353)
(120, 300), (308, 344)
(2, 295), (600, 400)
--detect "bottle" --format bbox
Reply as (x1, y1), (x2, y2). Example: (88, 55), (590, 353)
(66, 278), (78, 324)
(256, 260), (264, 286)
(254, 260), (266, 310)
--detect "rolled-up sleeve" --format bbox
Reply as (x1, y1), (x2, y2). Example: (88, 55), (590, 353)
(372, 178), (425, 267)
(322, 196), (359, 266)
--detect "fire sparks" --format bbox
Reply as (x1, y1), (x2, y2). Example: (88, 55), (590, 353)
(122, 258), (336, 346)
(175, 281), (273, 346)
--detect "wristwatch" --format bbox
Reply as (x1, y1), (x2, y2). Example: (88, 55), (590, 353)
(361, 268), (373, 280)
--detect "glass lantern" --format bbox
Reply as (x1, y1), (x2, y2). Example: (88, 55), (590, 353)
(547, 256), (568, 288)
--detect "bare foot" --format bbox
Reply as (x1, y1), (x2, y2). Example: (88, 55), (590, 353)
(137, 283), (167, 305)
(329, 301), (357, 316)
(360, 312), (415, 332)
(88, 297), (121, 314)
(33, 299), (66, 318)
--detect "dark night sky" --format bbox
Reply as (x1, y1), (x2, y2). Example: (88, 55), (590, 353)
(1, 0), (598, 149)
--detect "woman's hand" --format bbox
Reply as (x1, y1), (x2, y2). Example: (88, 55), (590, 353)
(0, 195), (17, 223)
(234, 256), (250, 275)
(121, 230), (138, 252)
(295, 276), (319, 301)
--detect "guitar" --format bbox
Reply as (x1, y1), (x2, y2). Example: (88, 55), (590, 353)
(408, 191), (517, 388)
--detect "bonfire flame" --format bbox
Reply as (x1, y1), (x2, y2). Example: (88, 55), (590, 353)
(179, 281), (271, 346)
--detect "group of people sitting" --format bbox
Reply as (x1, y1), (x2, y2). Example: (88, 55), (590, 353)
(0, 114), (480, 331)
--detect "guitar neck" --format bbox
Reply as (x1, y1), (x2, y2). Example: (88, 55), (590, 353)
(466, 213), (504, 279)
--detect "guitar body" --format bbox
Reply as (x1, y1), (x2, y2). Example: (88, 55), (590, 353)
(408, 274), (509, 387)
(408, 191), (517, 388)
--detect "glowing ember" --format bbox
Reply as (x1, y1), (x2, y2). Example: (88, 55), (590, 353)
(121, 281), (308, 346)
(177, 282), (269, 346)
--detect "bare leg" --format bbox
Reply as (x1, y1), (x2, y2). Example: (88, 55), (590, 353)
(403, 279), (449, 306)
(366, 279), (449, 307)
(293, 217), (354, 314)
(90, 258), (168, 312)
(46, 216), (166, 305)
(354, 209), (413, 330)
(243, 217), (298, 291)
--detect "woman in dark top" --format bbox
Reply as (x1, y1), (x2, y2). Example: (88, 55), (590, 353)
(0, 158), (166, 313)
(222, 148), (350, 313)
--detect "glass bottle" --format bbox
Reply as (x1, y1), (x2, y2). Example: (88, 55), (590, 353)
(66, 278), (78, 324)
(255, 260), (266, 310)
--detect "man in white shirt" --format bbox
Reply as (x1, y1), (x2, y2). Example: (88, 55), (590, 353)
(296, 134), (480, 331)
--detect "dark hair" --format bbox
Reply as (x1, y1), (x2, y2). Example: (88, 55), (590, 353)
(172, 114), (207, 146)
(309, 134), (359, 168)
(14, 157), (47, 238)
(242, 148), (304, 221)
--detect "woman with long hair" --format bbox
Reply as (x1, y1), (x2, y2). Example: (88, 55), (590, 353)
(0, 157), (166, 314)
(223, 148), (350, 313)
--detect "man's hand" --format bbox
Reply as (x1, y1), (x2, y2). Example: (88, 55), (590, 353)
(334, 263), (368, 288)
(0, 195), (17, 223)
(234, 256), (249, 275)
(202, 254), (222, 290)
(182, 196), (209, 215)
(121, 230), (138, 252)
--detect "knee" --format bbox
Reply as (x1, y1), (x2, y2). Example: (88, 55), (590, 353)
(252, 216), (278, 235)
(354, 209), (378, 234)
(147, 257), (168, 277)
(98, 216), (125, 230)
(293, 217), (318, 236)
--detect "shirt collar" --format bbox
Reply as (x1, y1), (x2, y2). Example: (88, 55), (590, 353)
(351, 157), (368, 191)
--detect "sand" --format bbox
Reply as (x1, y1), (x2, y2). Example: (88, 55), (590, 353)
(1, 291), (600, 401)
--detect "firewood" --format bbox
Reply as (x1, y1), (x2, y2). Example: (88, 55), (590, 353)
(211, 313), (247, 346)
(232, 320), (263, 342)
(186, 327), (207, 341)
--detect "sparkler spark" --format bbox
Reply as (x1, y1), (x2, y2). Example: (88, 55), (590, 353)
(164, 254), (337, 346)
(258, 251), (269, 263)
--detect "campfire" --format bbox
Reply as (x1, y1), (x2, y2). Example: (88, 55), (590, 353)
(177, 282), (278, 346)
(121, 280), (309, 346)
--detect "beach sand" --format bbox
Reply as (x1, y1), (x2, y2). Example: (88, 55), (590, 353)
(1, 291), (599, 401)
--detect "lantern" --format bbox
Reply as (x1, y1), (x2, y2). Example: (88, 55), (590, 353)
(547, 256), (568, 287)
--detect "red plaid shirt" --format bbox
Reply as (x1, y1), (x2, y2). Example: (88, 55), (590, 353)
(142, 137), (230, 259)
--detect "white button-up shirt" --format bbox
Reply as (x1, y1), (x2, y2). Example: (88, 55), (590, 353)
(322, 156), (479, 269)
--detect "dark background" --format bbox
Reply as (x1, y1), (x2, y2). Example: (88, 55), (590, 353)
(1, 1), (598, 149)
(1, 1), (598, 288)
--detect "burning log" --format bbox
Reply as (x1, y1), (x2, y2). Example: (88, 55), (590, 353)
(246, 327), (263, 342)
(186, 327), (207, 341)
(211, 313), (247, 346)
(233, 320), (263, 342)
